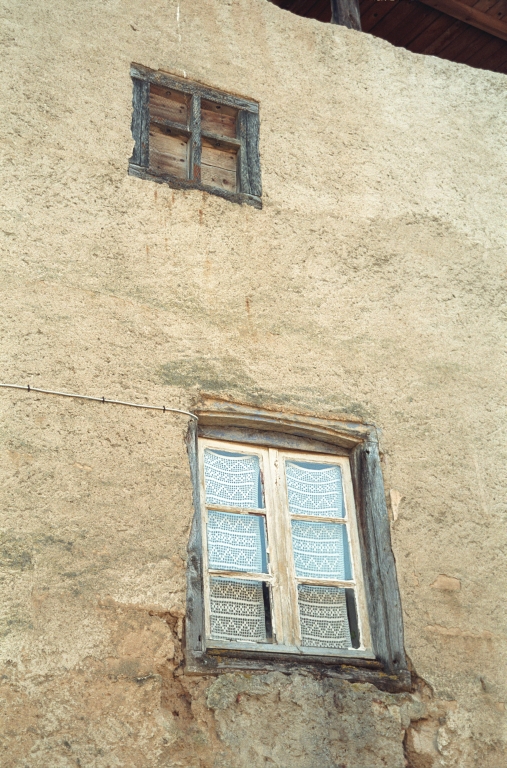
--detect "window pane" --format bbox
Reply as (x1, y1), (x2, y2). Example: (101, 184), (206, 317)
(207, 510), (268, 573)
(149, 84), (189, 125)
(202, 139), (238, 193)
(201, 99), (238, 138)
(204, 449), (263, 508)
(149, 124), (189, 180)
(210, 577), (271, 642)
(285, 461), (344, 518)
(298, 585), (352, 649)
(291, 520), (352, 580)
(345, 588), (361, 649)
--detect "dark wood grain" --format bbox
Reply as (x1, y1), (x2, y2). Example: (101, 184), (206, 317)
(418, 0), (507, 41)
(351, 440), (407, 675)
(361, 0), (401, 33)
(193, 648), (411, 691)
(460, 31), (503, 62)
(467, 0), (503, 13)
(437, 23), (493, 59)
(130, 77), (150, 167)
(401, 3), (450, 47)
(369, 1), (424, 41)
(421, 19), (465, 54)
(189, 94), (201, 183)
(473, 36), (507, 67)
(185, 421), (205, 658)
(463, 30), (507, 64)
(238, 110), (262, 198)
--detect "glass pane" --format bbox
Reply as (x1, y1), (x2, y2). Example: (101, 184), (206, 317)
(207, 510), (268, 573)
(345, 588), (361, 649)
(209, 577), (271, 643)
(298, 584), (352, 649)
(204, 449), (263, 508)
(291, 520), (352, 580)
(285, 461), (344, 518)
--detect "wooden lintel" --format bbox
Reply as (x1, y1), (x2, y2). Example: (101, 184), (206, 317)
(198, 425), (350, 456)
(417, 0), (507, 43)
(194, 398), (372, 450)
(130, 63), (259, 113)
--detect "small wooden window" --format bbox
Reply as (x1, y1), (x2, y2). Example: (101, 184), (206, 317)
(129, 64), (261, 208)
(198, 438), (373, 658)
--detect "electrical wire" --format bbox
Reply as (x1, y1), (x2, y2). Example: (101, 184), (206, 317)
(0, 382), (198, 420)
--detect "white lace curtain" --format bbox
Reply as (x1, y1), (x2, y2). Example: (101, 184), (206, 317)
(204, 448), (353, 649)
(286, 461), (344, 517)
(204, 449), (262, 508)
(210, 578), (267, 642)
(207, 510), (267, 573)
(298, 584), (351, 648)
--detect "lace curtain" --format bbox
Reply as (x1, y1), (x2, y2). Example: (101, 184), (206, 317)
(207, 510), (267, 573)
(210, 577), (267, 642)
(204, 449), (262, 508)
(298, 584), (351, 648)
(285, 461), (344, 518)
(203, 447), (354, 649)
(291, 519), (350, 580)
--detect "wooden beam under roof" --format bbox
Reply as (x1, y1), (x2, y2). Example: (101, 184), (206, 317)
(331, 0), (361, 29)
(418, 0), (507, 43)
(268, 0), (507, 74)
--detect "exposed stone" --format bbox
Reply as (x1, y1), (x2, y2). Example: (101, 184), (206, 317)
(430, 575), (461, 591)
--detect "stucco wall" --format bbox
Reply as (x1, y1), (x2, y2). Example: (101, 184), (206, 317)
(1, 1), (506, 766)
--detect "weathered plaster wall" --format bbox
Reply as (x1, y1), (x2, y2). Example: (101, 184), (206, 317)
(1, 1), (506, 766)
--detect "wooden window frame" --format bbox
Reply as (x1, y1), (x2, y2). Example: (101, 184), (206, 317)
(199, 438), (373, 658)
(185, 400), (410, 693)
(128, 63), (262, 208)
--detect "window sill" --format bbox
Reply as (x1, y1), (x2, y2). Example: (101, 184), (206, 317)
(128, 163), (262, 208)
(185, 644), (411, 693)
(206, 639), (376, 660)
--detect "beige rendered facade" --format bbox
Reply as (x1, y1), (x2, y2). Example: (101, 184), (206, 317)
(1, 1), (507, 766)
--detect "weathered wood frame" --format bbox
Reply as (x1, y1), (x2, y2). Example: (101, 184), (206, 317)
(185, 401), (410, 692)
(129, 64), (262, 208)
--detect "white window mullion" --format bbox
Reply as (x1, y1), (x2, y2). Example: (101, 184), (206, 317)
(260, 447), (284, 645)
(269, 447), (300, 646)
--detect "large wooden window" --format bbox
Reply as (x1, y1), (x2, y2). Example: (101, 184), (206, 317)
(198, 438), (372, 658)
(129, 64), (261, 208)
(185, 402), (409, 691)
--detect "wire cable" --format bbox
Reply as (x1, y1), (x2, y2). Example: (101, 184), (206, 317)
(0, 382), (197, 420)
